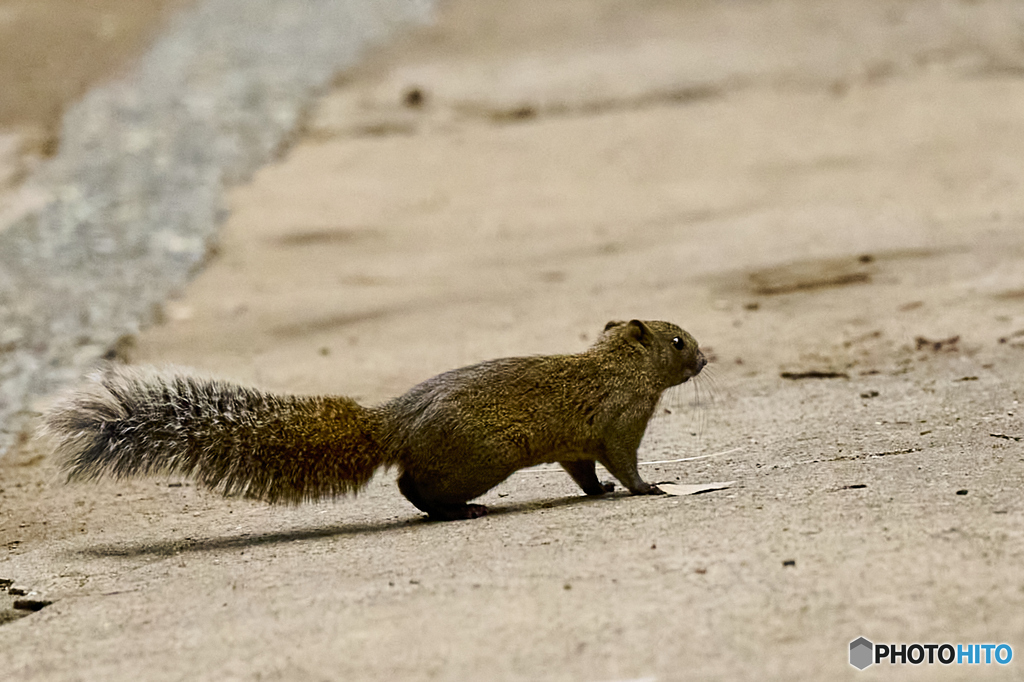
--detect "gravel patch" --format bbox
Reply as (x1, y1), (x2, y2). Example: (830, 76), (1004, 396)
(0, 0), (433, 458)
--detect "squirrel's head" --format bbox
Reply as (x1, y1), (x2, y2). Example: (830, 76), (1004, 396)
(601, 319), (707, 388)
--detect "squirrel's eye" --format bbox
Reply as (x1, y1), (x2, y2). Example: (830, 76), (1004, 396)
(671, 336), (685, 350)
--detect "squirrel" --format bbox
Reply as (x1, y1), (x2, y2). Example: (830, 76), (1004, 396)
(44, 319), (706, 520)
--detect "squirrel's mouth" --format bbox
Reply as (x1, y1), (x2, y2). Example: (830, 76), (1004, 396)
(679, 354), (708, 384)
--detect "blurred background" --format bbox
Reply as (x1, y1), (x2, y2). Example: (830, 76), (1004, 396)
(2, 0), (1023, 448)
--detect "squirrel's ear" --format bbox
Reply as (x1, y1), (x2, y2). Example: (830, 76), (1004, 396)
(625, 319), (653, 346)
(603, 320), (625, 332)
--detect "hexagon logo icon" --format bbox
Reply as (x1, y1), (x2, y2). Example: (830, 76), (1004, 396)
(850, 637), (874, 670)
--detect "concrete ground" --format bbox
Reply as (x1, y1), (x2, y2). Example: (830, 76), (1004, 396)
(0, 0), (192, 213)
(2, 0), (1024, 680)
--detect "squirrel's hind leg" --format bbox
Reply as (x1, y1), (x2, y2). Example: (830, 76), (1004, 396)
(559, 460), (615, 496)
(397, 471), (488, 521)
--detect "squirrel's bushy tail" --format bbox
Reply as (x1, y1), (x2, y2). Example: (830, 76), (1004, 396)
(43, 366), (389, 504)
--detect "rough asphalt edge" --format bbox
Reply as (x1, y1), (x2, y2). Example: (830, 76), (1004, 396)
(0, 0), (434, 459)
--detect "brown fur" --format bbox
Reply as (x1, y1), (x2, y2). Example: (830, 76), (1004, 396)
(44, 320), (706, 520)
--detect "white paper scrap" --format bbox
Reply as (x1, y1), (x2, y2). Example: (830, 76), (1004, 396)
(659, 481), (736, 496)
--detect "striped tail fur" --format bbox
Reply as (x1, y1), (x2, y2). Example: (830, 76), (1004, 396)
(42, 366), (389, 504)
